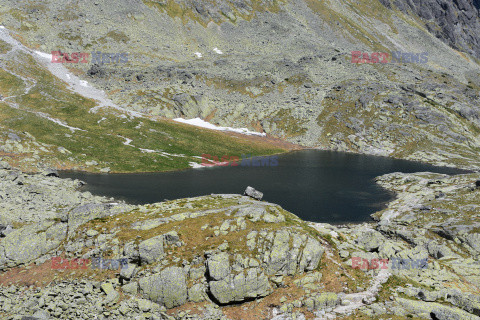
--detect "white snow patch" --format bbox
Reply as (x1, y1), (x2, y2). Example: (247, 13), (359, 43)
(173, 117), (266, 136)
(213, 47), (223, 54)
(0, 26), (5, 29)
(79, 80), (90, 87)
(139, 148), (157, 153)
(34, 50), (53, 60)
(114, 135), (187, 158)
(97, 117), (106, 124)
(38, 112), (86, 132)
(201, 161), (230, 167)
(160, 151), (185, 158)
(118, 136), (133, 146)
(173, 117), (220, 130)
(194, 52), (203, 58)
(24, 47), (142, 119)
(189, 162), (205, 169)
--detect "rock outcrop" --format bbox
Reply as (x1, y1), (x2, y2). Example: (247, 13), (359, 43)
(1, 164), (480, 319)
(139, 267), (188, 309)
(380, 0), (480, 59)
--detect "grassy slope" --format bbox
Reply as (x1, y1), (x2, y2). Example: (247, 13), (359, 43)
(0, 41), (285, 173)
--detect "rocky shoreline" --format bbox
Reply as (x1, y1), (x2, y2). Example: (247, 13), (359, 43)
(1, 158), (480, 319)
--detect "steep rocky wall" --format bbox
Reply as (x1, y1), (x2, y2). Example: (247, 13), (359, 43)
(380, 0), (480, 58)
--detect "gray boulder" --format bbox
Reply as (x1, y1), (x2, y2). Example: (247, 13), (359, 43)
(163, 231), (180, 246)
(32, 310), (50, 319)
(244, 186), (263, 200)
(122, 281), (138, 295)
(266, 229), (291, 274)
(139, 266), (188, 309)
(355, 230), (384, 252)
(206, 252), (272, 304)
(188, 283), (208, 303)
(120, 263), (138, 280)
(464, 233), (480, 254)
(0, 225), (13, 237)
(299, 237), (324, 272)
(207, 252), (230, 281)
(209, 268), (272, 304)
(139, 235), (165, 264)
(265, 230), (324, 275)
(0, 161), (11, 170)
(123, 241), (139, 261)
(0, 222), (67, 268)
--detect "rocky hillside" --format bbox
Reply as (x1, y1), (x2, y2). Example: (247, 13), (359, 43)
(0, 25), (286, 173)
(1, 0), (479, 170)
(379, 0), (480, 59)
(1, 162), (480, 319)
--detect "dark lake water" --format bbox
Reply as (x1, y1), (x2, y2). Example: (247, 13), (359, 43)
(60, 150), (467, 224)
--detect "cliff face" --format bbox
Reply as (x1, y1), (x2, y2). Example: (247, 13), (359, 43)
(380, 0), (480, 58)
